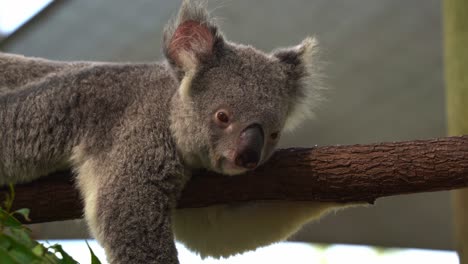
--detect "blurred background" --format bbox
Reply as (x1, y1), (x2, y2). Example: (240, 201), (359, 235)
(0, 0), (451, 262)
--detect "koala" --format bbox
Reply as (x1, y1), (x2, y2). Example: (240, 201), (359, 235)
(0, 1), (340, 263)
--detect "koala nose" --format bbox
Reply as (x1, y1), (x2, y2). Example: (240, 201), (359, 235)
(235, 124), (264, 169)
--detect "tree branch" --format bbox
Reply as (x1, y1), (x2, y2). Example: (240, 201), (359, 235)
(2, 136), (468, 224)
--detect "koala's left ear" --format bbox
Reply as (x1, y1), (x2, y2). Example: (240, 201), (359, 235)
(163, 1), (224, 84)
(272, 37), (323, 131)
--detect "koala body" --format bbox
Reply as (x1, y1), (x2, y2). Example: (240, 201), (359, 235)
(0, 1), (336, 263)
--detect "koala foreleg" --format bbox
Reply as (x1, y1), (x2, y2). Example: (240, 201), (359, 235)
(73, 127), (187, 264)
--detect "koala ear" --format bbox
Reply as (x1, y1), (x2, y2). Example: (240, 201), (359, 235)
(273, 37), (324, 132)
(163, 0), (222, 76)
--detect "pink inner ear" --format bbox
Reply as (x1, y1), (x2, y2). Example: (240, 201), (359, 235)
(169, 20), (214, 65)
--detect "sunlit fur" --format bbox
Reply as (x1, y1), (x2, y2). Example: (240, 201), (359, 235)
(173, 202), (341, 258)
(70, 145), (109, 258)
(280, 37), (325, 131)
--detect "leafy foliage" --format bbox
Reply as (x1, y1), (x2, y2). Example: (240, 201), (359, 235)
(0, 185), (102, 264)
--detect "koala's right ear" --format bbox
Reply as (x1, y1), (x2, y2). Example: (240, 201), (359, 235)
(273, 37), (323, 131)
(163, 0), (223, 87)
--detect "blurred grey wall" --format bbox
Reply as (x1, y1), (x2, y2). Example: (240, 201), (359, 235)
(1, 0), (450, 250)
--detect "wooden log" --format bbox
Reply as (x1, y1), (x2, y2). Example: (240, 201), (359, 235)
(1, 135), (468, 224)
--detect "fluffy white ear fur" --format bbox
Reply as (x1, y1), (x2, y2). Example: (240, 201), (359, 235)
(172, 201), (342, 259)
(163, 0), (219, 100)
(281, 37), (325, 132)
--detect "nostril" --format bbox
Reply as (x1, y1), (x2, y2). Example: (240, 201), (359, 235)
(244, 161), (258, 169)
(235, 150), (260, 169)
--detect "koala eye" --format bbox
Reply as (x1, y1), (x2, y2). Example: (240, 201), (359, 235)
(214, 110), (231, 127)
(217, 112), (229, 123)
(270, 131), (280, 140)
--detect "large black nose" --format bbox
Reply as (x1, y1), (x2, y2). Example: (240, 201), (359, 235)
(235, 124), (264, 169)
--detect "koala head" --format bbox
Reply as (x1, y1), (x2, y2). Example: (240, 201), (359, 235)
(167, 1), (322, 175)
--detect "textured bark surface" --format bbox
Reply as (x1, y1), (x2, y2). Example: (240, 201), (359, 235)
(1, 136), (468, 224)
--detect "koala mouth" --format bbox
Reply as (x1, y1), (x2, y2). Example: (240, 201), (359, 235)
(217, 156), (249, 176)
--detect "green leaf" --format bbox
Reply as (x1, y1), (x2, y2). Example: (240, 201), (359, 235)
(31, 244), (45, 257)
(12, 209), (31, 222)
(0, 209), (22, 229)
(0, 235), (12, 250)
(49, 244), (79, 264)
(0, 234), (42, 263)
(86, 240), (102, 264)
(2, 184), (15, 213)
(8, 228), (35, 248)
(41, 253), (61, 264)
(0, 247), (20, 264)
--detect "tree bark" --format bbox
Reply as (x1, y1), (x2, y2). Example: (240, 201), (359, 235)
(1, 136), (468, 224)
(444, 0), (468, 262)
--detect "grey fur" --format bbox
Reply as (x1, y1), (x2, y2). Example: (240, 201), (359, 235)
(0, 1), (321, 263)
